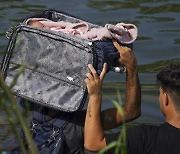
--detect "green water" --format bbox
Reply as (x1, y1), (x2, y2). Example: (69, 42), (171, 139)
(0, 0), (180, 142)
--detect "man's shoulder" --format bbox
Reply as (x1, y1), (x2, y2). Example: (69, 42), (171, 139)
(126, 123), (180, 154)
(127, 123), (164, 138)
(128, 123), (159, 131)
(126, 123), (164, 153)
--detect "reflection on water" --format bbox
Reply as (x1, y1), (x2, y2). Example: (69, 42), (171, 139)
(88, 0), (180, 13)
(86, 0), (180, 65)
(138, 58), (180, 73)
(0, 0), (179, 142)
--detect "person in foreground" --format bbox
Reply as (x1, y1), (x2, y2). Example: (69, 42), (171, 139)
(84, 41), (141, 152)
(84, 47), (180, 154)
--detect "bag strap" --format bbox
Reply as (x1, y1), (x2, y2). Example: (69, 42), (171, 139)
(31, 106), (68, 129)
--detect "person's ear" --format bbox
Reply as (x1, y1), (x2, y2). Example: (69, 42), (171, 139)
(164, 93), (169, 106)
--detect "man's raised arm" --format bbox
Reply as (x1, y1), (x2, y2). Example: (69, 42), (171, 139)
(84, 41), (141, 151)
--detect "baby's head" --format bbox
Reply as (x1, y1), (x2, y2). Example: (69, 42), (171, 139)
(27, 20), (46, 29)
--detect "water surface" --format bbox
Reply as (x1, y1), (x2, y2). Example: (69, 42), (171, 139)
(0, 0), (180, 141)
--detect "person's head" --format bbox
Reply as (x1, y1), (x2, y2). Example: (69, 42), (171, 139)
(27, 20), (47, 29)
(157, 64), (180, 115)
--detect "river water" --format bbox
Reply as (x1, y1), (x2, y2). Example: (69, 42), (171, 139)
(0, 0), (180, 141)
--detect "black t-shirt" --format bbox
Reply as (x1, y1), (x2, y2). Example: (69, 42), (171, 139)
(62, 110), (86, 154)
(106, 122), (180, 154)
(46, 110), (96, 154)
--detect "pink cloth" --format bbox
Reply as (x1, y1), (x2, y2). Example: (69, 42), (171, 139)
(26, 18), (138, 44)
(106, 23), (138, 44)
(50, 27), (77, 35)
(81, 28), (111, 40)
(81, 23), (138, 44)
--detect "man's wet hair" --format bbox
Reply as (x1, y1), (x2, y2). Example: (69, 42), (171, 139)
(157, 63), (180, 111)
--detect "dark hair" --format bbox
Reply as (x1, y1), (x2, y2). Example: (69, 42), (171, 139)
(157, 64), (180, 110)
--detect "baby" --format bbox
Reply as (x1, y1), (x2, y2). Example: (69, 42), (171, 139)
(27, 19), (88, 35)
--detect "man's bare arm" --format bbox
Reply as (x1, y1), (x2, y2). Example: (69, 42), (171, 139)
(102, 43), (141, 129)
(84, 63), (107, 151)
(84, 42), (141, 151)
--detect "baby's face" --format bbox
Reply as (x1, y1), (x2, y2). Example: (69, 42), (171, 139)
(31, 21), (49, 29)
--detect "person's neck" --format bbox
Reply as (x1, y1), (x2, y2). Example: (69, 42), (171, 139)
(166, 113), (180, 128)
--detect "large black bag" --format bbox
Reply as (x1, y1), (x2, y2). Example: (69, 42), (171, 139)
(2, 10), (99, 112)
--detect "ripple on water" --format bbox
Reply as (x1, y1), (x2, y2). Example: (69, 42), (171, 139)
(0, 0), (179, 142)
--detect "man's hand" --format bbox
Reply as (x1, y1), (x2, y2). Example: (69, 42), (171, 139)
(85, 63), (107, 97)
(113, 41), (137, 73)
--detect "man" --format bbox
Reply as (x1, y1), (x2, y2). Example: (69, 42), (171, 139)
(84, 41), (141, 151)
(84, 42), (180, 153)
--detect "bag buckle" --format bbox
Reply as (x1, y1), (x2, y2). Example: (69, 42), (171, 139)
(30, 120), (38, 134)
(50, 128), (60, 141)
(6, 27), (15, 39)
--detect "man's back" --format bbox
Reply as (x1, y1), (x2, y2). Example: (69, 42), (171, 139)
(106, 123), (180, 154)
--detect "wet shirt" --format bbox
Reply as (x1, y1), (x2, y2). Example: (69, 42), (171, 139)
(106, 122), (180, 154)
